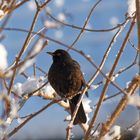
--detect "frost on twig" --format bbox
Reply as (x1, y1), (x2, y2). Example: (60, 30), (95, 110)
(65, 97), (93, 123)
(0, 0), (22, 20)
(128, 95), (140, 108)
(0, 0), (140, 139)
(0, 43), (8, 77)
(98, 75), (140, 139)
(13, 76), (55, 99)
(0, 75), (59, 139)
(103, 125), (121, 140)
(127, 0), (136, 17)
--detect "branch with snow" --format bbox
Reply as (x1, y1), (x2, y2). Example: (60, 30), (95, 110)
(127, 0), (136, 17)
(103, 125), (121, 140)
(98, 75), (140, 139)
(0, 44), (8, 71)
(128, 95), (140, 108)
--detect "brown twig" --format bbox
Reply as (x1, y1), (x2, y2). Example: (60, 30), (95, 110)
(136, 0), (140, 121)
(1, 27), (129, 96)
(33, 63), (36, 77)
(23, 81), (49, 98)
(98, 76), (140, 139)
(5, 39), (47, 78)
(7, 2), (41, 95)
(13, 0), (30, 10)
(68, 0), (102, 51)
(46, 10), (131, 33)
(36, 65), (47, 75)
(135, 0), (140, 54)
(66, 92), (86, 140)
(84, 15), (136, 140)
(7, 0), (52, 95)
(5, 99), (61, 140)
(40, 0), (52, 9)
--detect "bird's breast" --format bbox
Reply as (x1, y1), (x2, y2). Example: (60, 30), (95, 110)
(48, 61), (83, 98)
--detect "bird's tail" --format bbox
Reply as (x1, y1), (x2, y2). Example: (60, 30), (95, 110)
(69, 94), (87, 125)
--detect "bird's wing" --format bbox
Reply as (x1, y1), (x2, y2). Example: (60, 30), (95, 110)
(72, 59), (88, 96)
(72, 59), (86, 88)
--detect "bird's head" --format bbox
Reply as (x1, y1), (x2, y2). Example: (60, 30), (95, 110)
(47, 49), (72, 63)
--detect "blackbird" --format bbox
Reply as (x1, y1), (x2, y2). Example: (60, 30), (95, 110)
(47, 49), (87, 125)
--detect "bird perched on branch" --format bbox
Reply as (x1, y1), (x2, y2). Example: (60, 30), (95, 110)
(47, 49), (87, 125)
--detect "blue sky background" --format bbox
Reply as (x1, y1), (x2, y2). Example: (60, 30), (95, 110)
(1, 0), (139, 139)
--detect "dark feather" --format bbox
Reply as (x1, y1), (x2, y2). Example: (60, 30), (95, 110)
(69, 94), (87, 124)
(48, 49), (87, 124)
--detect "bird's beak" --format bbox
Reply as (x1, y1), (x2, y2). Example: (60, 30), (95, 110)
(47, 52), (54, 56)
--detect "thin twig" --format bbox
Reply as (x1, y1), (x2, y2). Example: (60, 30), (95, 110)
(5, 99), (61, 139)
(98, 76), (140, 139)
(36, 65), (47, 75)
(136, 0), (140, 122)
(7, 3), (40, 95)
(46, 10), (131, 33)
(84, 15), (136, 140)
(33, 63), (36, 77)
(68, 0), (102, 51)
(1, 27), (130, 96)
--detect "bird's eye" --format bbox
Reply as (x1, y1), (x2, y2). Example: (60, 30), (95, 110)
(56, 53), (61, 56)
